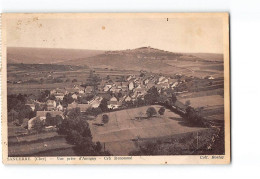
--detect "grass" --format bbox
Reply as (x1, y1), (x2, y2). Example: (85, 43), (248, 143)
(89, 105), (208, 155)
(8, 137), (73, 157)
(130, 127), (221, 155)
(8, 131), (60, 143)
(7, 124), (74, 157)
(179, 95), (224, 108)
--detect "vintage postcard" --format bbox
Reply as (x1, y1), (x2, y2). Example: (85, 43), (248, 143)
(1, 13), (230, 164)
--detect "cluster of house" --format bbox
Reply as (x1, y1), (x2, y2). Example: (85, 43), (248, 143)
(100, 74), (181, 109)
(26, 74), (183, 130)
(67, 96), (103, 112)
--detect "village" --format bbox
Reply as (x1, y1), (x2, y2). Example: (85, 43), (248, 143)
(13, 71), (190, 131)
(7, 65), (222, 134)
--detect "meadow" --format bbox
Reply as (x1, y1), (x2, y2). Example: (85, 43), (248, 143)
(89, 105), (208, 155)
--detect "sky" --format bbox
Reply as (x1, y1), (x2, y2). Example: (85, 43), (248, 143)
(6, 15), (224, 53)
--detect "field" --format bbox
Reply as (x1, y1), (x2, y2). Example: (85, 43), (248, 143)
(8, 123), (74, 157)
(7, 64), (139, 95)
(179, 93), (224, 121)
(89, 105), (208, 155)
(179, 95), (224, 109)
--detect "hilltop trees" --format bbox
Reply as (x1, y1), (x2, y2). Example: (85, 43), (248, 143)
(171, 94), (177, 105)
(146, 107), (157, 118)
(102, 114), (109, 124)
(158, 107), (165, 115)
(99, 98), (109, 112)
(86, 107), (102, 117)
(185, 106), (205, 126)
(62, 93), (74, 107)
(38, 90), (50, 102)
(144, 86), (159, 104)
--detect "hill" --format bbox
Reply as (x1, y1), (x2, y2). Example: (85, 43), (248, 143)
(7, 46), (224, 77)
(7, 47), (104, 64)
(60, 47), (224, 76)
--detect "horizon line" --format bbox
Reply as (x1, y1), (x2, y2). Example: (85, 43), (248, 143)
(6, 46), (223, 55)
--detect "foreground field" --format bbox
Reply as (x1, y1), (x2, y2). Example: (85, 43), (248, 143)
(179, 95), (224, 109)
(179, 94), (224, 121)
(89, 105), (208, 155)
(8, 125), (74, 157)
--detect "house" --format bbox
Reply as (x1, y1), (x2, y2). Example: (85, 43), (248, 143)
(54, 93), (64, 100)
(107, 97), (122, 109)
(103, 84), (112, 92)
(28, 117), (37, 130)
(143, 78), (149, 85)
(56, 103), (63, 111)
(79, 89), (85, 94)
(67, 101), (91, 112)
(158, 76), (169, 84)
(171, 82), (179, 88)
(46, 100), (57, 111)
(124, 96), (132, 102)
(109, 97), (118, 105)
(208, 76), (215, 80)
(127, 75), (134, 81)
(128, 82), (135, 90)
(72, 93), (78, 100)
(89, 96), (103, 108)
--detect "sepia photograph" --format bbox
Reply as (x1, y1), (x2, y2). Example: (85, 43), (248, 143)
(1, 13), (230, 164)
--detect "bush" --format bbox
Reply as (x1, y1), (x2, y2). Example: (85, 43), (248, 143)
(33, 117), (44, 133)
(146, 107), (157, 118)
(185, 100), (191, 106)
(57, 112), (111, 156)
(158, 107), (165, 115)
(102, 114), (109, 124)
(86, 107), (102, 117)
(185, 106), (205, 126)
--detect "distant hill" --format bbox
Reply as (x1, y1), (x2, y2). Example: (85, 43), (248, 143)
(59, 47), (223, 74)
(7, 46), (223, 76)
(7, 47), (104, 64)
